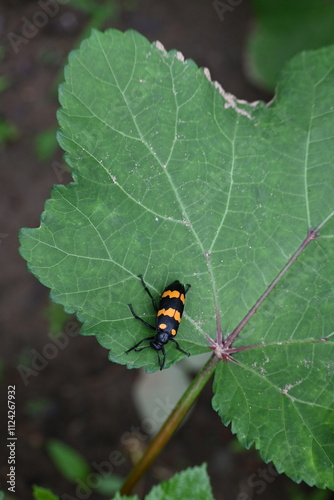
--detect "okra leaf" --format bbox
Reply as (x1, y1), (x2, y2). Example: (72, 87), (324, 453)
(19, 29), (334, 489)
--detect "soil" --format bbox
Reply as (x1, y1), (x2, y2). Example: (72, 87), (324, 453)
(0, 1), (329, 499)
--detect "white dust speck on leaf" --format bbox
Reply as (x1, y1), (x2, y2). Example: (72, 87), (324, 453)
(155, 40), (167, 55)
(212, 80), (254, 120)
(282, 384), (293, 395)
(176, 51), (185, 62)
(204, 67), (212, 82)
(302, 359), (311, 368)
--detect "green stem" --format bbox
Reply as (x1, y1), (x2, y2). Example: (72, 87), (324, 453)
(120, 353), (219, 495)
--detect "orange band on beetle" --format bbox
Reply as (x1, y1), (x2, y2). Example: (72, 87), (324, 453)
(158, 308), (181, 322)
(158, 307), (174, 317)
(161, 290), (181, 300)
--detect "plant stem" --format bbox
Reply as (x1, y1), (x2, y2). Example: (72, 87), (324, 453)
(120, 353), (219, 495)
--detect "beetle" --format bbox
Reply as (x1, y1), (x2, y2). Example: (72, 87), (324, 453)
(125, 275), (191, 370)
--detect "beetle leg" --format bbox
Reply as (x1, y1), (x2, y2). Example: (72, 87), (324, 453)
(158, 346), (166, 370)
(125, 336), (156, 354)
(169, 337), (190, 357)
(128, 303), (155, 330)
(138, 275), (158, 312)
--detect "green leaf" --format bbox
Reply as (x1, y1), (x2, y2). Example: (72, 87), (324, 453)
(45, 301), (72, 335)
(288, 485), (332, 500)
(95, 474), (124, 494)
(213, 343), (334, 488)
(46, 439), (90, 483)
(0, 76), (10, 93)
(113, 493), (139, 500)
(0, 117), (19, 146)
(247, 0), (334, 90)
(20, 29), (213, 373)
(35, 128), (58, 161)
(146, 464), (213, 500)
(33, 485), (59, 500)
(19, 29), (334, 488)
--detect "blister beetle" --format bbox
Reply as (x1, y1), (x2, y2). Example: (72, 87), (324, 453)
(125, 275), (191, 370)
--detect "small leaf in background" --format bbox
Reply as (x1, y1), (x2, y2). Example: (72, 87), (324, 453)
(0, 76), (10, 93)
(34, 128), (59, 161)
(94, 474), (124, 495)
(0, 118), (19, 146)
(46, 439), (90, 483)
(32, 485), (59, 500)
(146, 464), (214, 500)
(45, 301), (72, 335)
(247, 0), (334, 90)
(288, 485), (332, 500)
(112, 492), (139, 500)
(25, 397), (55, 418)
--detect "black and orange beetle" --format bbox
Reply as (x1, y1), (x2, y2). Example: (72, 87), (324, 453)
(125, 275), (191, 370)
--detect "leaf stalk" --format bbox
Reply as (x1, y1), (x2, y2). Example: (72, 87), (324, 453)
(120, 353), (219, 495)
